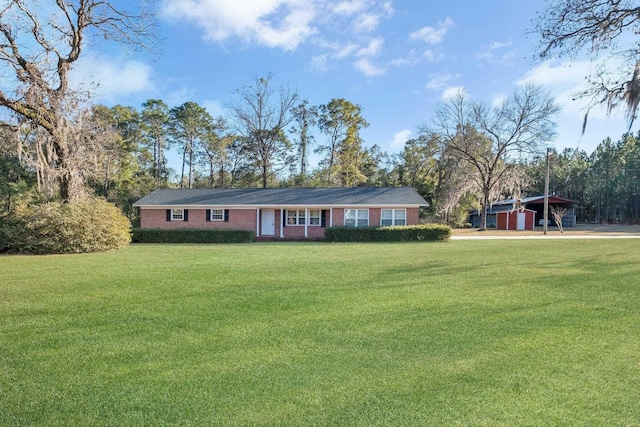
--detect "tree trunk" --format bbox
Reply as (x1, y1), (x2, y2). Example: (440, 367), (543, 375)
(209, 158), (214, 187)
(480, 193), (489, 231)
(53, 132), (84, 202)
(188, 141), (194, 189)
(262, 162), (268, 188)
(219, 162), (225, 188)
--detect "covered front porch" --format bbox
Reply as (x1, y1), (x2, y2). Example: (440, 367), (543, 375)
(255, 208), (334, 240)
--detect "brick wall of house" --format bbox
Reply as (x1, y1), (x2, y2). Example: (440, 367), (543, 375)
(370, 208), (382, 225)
(331, 208), (344, 226)
(330, 207), (420, 227)
(140, 208), (257, 230)
(407, 208), (419, 225)
(282, 225), (326, 239)
(140, 206), (422, 234)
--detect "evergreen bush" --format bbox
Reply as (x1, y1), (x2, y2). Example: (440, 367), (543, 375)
(324, 224), (451, 242)
(131, 228), (255, 244)
(1, 197), (131, 254)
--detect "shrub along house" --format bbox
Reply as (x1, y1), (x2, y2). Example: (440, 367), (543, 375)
(133, 187), (428, 240)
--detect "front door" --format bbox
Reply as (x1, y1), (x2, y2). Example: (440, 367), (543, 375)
(261, 209), (275, 235)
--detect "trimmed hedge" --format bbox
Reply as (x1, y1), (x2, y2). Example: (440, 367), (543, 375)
(324, 224), (451, 242)
(1, 197), (131, 254)
(132, 228), (255, 244)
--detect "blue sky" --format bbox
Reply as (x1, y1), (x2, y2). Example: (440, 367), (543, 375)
(78, 0), (638, 161)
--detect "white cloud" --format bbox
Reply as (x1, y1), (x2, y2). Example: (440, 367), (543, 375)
(390, 49), (420, 67)
(409, 17), (454, 45)
(333, 0), (366, 16)
(390, 129), (412, 150)
(354, 12), (380, 33)
(352, 36), (385, 76)
(72, 55), (154, 103)
(357, 37), (384, 57)
(309, 54), (330, 72)
(476, 38), (515, 66)
(160, 0), (317, 51)
(423, 49), (446, 62)
(307, 41), (358, 72)
(164, 86), (195, 108)
(517, 60), (590, 88)
(441, 85), (465, 101)
(354, 57), (386, 76)
(516, 60), (600, 118)
(427, 73), (461, 90)
(515, 59), (637, 153)
(491, 93), (507, 107)
(335, 43), (359, 58)
(202, 99), (227, 118)
(381, 1), (394, 15)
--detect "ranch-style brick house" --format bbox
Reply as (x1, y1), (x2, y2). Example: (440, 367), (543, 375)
(133, 187), (428, 240)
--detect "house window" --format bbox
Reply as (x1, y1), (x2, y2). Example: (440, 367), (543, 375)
(309, 210), (321, 226)
(344, 209), (369, 227)
(171, 209), (184, 220)
(287, 210), (306, 225)
(286, 209), (320, 226)
(210, 209), (224, 221)
(381, 209), (406, 226)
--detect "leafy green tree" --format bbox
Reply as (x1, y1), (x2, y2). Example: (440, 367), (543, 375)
(360, 144), (391, 187)
(170, 102), (214, 189)
(316, 98), (369, 186)
(618, 133), (640, 221)
(289, 100), (317, 186)
(585, 132), (640, 223)
(88, 105), (154, 220)
(197, 117), (233, 187)
(395, 136), (439, 196)
(0, 128), (36, 214)
(141, 100), (171, 185)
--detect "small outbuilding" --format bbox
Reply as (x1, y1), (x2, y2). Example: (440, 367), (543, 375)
(470, 205), (536, 230)
(495, 208), (536, 230)
(470, 195), (576, 230)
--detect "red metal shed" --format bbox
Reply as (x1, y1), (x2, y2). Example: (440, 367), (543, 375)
(496, 209), (536, 230)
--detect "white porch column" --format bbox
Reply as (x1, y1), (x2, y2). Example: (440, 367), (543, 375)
(304, 208), (308, 238)
(329, 208), (333, 227)
(280, 209), (284, 239)
(256, 208), (260, 237)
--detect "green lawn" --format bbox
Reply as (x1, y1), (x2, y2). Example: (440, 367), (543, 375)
(1, 240), (639, 426)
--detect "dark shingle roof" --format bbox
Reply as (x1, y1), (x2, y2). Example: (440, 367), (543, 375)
(133, 187), (428, 207)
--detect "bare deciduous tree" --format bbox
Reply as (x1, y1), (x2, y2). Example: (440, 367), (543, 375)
(426, 85), (559, 230)
(229, 74), (298, 188)
(550, 205), (567, 232)
(533, 0), (640, 128)
(0, 0), (154, 201)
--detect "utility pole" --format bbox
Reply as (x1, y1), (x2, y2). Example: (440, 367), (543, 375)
(543, 147), (550, 236)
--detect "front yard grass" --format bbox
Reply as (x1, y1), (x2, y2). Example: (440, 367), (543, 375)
(1, 240), (639, 425)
